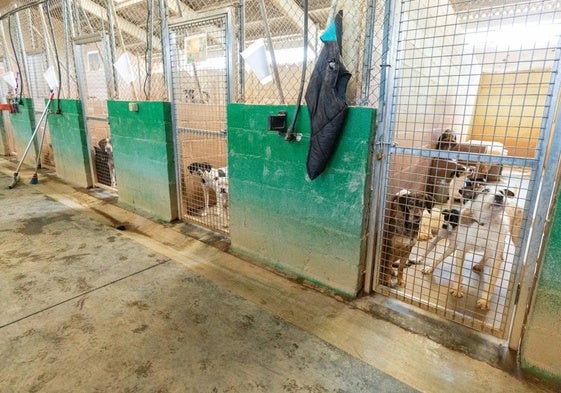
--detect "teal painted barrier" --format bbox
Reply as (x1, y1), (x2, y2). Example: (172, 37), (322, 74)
(47, 99), (93, 188)
(228, 104), (376, 297)
(107, 100), (178, 222)
(9, 98), (37, 166)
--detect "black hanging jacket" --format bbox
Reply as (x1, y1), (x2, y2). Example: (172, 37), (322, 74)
(305, 10), (351, 180)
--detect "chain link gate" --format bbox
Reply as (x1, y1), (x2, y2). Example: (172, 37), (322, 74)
(74, 34), (116, 189)
(169, 12), (232, 234)
(369, 0), (561, 340)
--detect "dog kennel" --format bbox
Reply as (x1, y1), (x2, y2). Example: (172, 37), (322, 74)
(367, 0), (561, 344)
(168, 12), (232, 234)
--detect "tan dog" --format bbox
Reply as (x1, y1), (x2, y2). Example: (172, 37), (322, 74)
(421, 184), (515, 310)
(381, 190), (435, 288)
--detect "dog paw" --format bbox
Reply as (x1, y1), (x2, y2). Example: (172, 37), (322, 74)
(472, 263), (484, 273)
(450, 287), (464, 298)
(421, 266), (433, 275)
(476, 299), (490, 310)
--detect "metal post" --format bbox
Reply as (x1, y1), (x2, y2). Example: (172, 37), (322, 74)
(15, 12), (32, 98)
(106, 0), (118, 99)
(238, 0), (245, 102)
(359, 0), (376, 106)
(364, 0), (401, 294)
(145, 0), (154, 100)
(258, 0), (284, 104)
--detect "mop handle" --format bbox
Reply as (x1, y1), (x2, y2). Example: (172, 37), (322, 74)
(14, 94), (54, 174)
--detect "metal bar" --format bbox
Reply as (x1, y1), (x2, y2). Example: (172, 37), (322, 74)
(364, 0), (401, 294)
(392, 146), (540, 168)
(15, 12), (32, 99)
(161, 0), (182, 218)
(258, 0), (284, 104)
(106, 0), (118, 99)
(508, 34), (561, 350)
(70, 30), (96, 187)
(62, 0), (71, 96)
(144, 0), (154, 100)
(238, 0), (245, 102)
(359, 0), (375, 106)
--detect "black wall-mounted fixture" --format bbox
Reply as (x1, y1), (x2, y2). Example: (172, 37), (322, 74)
(267, 110), (287, 135)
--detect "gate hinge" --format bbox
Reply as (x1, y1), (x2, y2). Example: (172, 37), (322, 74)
(514, 282), (521, 305)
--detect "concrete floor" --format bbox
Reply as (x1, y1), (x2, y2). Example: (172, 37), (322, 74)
(0, 159), (553, 393)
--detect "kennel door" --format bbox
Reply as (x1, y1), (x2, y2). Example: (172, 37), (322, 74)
(369, 0), (561, 342)
(168, 12), (233, 234)
(73, 33), (116, 189)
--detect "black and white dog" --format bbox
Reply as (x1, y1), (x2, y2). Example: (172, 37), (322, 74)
(98, 138), (116, 188)
(188, 161), (229, 217)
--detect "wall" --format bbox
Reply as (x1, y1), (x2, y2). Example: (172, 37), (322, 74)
(388, 0), (481, 193)
(470, 71), (549, 158)
(521, 187), (561, 384)
(9, 98), (37, 166)
(227, 104), (376, 297)
(107, 101), (178, 222)
(47, 99), (93, 188)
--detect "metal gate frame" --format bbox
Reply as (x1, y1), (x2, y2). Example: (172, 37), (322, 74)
(365, 0), (561, 348)
(167, 9), (234, 234)
(73, 32), (116, 189)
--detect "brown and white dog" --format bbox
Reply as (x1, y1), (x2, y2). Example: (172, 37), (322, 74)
(381, 189), (435, 288)
(421, 184), (515, 310)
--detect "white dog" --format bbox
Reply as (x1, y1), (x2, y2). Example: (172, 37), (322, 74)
(188, 161), (229, 217)
(422, 184), (514, 310)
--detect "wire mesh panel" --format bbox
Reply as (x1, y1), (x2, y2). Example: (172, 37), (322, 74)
(372, 0), (561, 338)
(240, 0), (370, 105)
(170, 14), (231, 233)
(74, 38), (116, 189)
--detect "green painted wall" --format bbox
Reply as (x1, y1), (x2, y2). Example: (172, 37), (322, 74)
(9, 98), (37, 165)
(521, 188), (561, 384)
(47, 99), (93, 188)
(107, 100), (178, 222)
(227, 104), (375, 297)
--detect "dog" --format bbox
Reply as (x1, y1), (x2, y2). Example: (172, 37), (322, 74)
(414, 208), (460, 265)
(417, 208), (445, 241)
(447, 165), (475, 208)
(381, 189), (435, 288)
(98, 138), (116, 188)
(435, 129), (458, 151)
(188, 161), (229, 217)
(421, 184), (515, 310)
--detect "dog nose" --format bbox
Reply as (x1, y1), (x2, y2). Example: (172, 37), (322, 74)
(494, 194), (504, 204)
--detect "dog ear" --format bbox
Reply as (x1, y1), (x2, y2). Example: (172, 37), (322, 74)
(502, 188), (516, 198)
(423, 194), (436, 212)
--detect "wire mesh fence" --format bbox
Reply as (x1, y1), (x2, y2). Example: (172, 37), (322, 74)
(372, 0), (561, 338)
(0, 1), (385, 106)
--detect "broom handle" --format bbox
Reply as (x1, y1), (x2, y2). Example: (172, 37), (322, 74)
(14, 95), (53, 174)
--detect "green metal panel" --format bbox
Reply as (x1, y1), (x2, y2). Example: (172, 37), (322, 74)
(9, 98), (36, 165)
(107, 100), (178, 222)
(47, 99), (93, 188)
(521, 189), (561, 385)
(228, 104), (376, 297)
